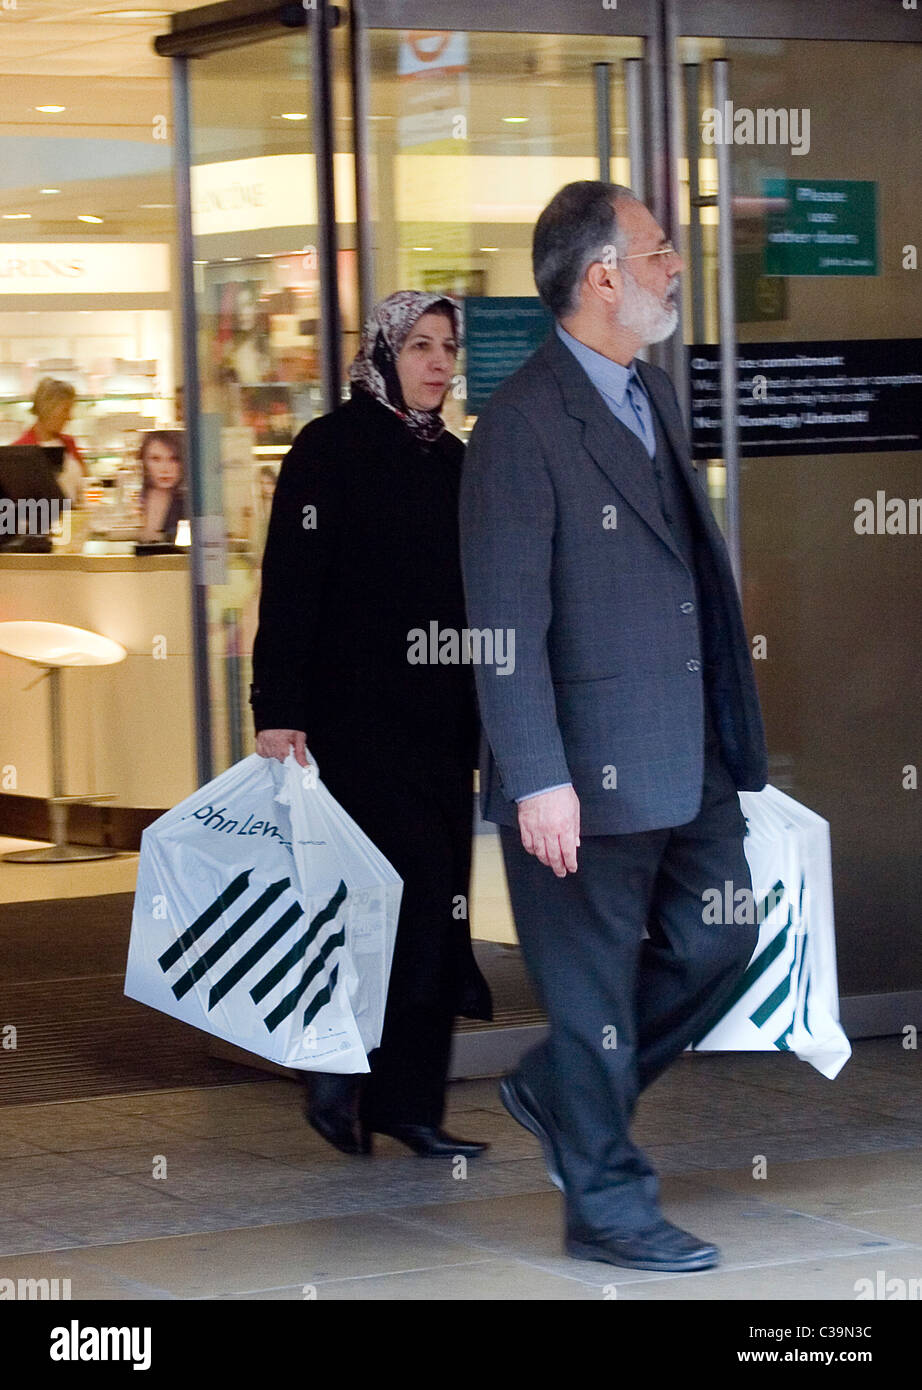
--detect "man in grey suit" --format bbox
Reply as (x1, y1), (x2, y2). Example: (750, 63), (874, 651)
(459, 181), (768, 1272)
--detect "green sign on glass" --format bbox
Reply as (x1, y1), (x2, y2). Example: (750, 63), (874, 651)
(464, 297), (553, 412)
(763, 178), (878, 277)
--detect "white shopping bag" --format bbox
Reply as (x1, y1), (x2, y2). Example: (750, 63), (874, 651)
(125, 751), (402, 1073)
(693, 784), (851, 1079)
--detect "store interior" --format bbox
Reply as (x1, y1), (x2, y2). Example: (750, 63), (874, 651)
(3, 3), (920, 1014)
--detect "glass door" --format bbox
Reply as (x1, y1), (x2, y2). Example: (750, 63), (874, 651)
(357, 11), (654, 952)
(164, 1), (656, 977)
(188, 32), (320, 776)
(672, 3), (922, 1018)
(363, 29), (646, 439)
(163, 5), (359, 782)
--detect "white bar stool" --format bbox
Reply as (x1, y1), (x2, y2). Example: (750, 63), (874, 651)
(0, 620), (127, 862)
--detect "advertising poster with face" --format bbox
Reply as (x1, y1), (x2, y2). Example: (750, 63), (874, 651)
(138, 429), (186, 543)
(214, 280), (272, 386)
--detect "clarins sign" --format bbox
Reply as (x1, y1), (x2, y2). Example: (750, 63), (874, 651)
(0, 244), (170, 294)
(0, 256), (84, 279)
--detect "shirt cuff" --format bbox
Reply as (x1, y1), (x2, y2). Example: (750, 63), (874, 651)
(515, 782), (573, 803)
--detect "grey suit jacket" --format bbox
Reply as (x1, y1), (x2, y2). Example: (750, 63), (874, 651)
(459, 328), (768, 836)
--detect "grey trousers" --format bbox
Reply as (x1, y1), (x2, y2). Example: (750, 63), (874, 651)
(499, 718), (758, 1240)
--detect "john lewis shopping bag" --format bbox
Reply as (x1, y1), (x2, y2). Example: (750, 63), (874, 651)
(125, 751), (402, 1072)
(693, 784), (851, 1079)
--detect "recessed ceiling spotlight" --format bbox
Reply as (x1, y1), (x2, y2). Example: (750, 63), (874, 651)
(35, 105), (66, 114)
(78, 214), (104, 223)
(502, 116), (529, 123)
(139, 203), (173, 209)
(280, 112), (308, 121)
(40, 188), (61, 195)
(2, 213), (32, 220)
(412, 246), (433, 252)
(479, 246), (499, 252)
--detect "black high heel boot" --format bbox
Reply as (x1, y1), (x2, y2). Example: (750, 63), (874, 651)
(358, 1122), (489, 1158)
(304, 1072), (365, 1156)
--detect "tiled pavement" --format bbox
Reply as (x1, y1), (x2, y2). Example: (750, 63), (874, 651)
(0, 1038), (920, 1299)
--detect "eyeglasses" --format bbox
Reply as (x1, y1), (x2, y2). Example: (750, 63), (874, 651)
(622, 241), (679, 262)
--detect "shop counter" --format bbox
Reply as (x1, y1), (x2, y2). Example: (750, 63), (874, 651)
(0, 551), (196, 809)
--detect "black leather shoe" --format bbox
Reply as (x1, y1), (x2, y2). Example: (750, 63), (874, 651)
(566, 1218), (719, 1272)
(304, 1073), (364, 1157)
(360, 1123), (488, 1157)
(499, 1074), (564, 1191)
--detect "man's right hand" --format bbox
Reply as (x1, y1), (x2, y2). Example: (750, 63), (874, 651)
(517, 785), (581, 877)
(255, 729), (309, 767)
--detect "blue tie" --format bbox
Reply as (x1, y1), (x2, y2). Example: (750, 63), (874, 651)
(626, 368), (654, 458)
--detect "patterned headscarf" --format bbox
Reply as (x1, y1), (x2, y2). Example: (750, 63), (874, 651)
(348, 290), (463, 444)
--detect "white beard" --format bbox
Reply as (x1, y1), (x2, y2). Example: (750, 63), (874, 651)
(617, 269), (679, 345)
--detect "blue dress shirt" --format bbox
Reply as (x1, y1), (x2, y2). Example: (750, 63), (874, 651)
(554, 321), (654, 457)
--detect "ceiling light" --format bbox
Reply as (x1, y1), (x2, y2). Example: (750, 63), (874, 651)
(138, 203), (173, 209)
(412, 247), (433, 252)
(479, 246), (499, 252)
(502, 116), (529, 123)
(40, 188), (61, 195)
(78, 214), (104, 223)
(36, 105), (66, 114)
(222, 257), (242, 262)
(3, 213), (32, 220)
(280, 112), (308, 121)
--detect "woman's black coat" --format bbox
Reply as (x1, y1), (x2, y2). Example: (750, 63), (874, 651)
(250, 387), (492, 1024)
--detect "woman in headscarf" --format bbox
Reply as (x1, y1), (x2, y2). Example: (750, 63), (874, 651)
(251, 291), (492, 1158)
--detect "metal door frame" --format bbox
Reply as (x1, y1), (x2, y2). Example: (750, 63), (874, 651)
(159, 0), (342, 784)
(671, 0), (920, 41)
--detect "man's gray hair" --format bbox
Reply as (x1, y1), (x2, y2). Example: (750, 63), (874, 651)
(532, 181), (639, 319)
